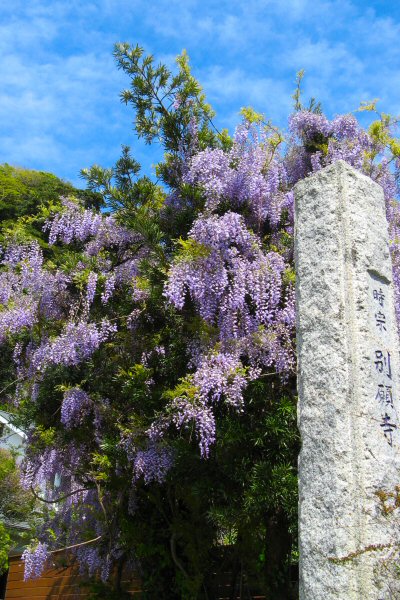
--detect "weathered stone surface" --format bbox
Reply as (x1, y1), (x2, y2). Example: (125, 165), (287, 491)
(295, 160), (400, 600)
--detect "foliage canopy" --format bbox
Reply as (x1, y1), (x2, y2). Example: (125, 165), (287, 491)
(1, 45), (400, 599)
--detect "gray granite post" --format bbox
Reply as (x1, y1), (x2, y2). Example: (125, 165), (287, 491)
(294, 160), (400, 600)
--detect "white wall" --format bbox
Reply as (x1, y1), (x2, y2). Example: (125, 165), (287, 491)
(0, 410), (25, 456)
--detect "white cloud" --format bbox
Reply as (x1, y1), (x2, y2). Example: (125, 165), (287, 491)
(0, 0), (400, 184)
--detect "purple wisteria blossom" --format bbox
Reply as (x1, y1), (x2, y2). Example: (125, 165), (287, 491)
(133, 446), (174, 484)
(0, 300), (37, 343)
(148, 350), (262, 456)
(184, 123), (288, 224)
(75, 546), (103, 578)
(288, 111), (372, 180)
(45, 198), (140, 254)
(20, 440), (88, 495)
(0, 242), (69, 341)
(101, 274), (116, 304)
(85, 272), (98, 309)
(22, 543), (50, 580)
(29, 319), (117, 373)
(149, 395), (216, 458)
(165, 212), (286, 340)
(61, 388), (93, 429)
(193, 351), (260, 410)
(288, 111), (332, 141)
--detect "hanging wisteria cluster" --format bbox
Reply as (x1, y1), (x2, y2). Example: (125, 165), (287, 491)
(0, 242), (69, 342)
(2, 104), (400, 584)
(21, 542), (50, 580)
(184, 123), (291, 226)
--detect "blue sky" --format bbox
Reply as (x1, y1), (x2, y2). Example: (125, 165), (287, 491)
(1, 0), (400, 187)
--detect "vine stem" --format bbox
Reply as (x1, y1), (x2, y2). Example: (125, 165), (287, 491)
(50, 535), (102, 554)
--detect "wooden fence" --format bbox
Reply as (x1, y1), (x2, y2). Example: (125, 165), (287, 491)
(4, 554), (268, 599)
(4, 555), (141, 600)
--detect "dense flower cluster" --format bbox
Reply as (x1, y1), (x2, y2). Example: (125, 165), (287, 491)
(101, 274), (116, 304)
(165, 212), (287, 340)
(75, 545), (103, 578)
(184, 124), (290, 224)
(163, 201), (295, 451)
(22, 543), (50, 580)
(29, 320), (117, 373)
(149, 351), (262, 456)
(149, 395), (216, 458)
(288, 112), (372, 173)
(20, 441), (87, 493)
(61, 388), (93, 429)
(45, 198), (139, 252)
(193, 351), (259, 409)
(85, 272), (98, 310)
(133, 446), (174, 484)
(0, 242), (69, 342)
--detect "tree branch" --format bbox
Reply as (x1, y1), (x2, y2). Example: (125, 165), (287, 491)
(51, 535), (102, 554)
(30, 485), (90, 504)
(170, 532), (189, 579)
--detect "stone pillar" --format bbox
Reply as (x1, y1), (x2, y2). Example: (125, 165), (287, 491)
(295, 160), (400, 600)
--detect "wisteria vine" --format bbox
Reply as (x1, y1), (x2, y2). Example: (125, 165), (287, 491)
(2, 105), (400, 583)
